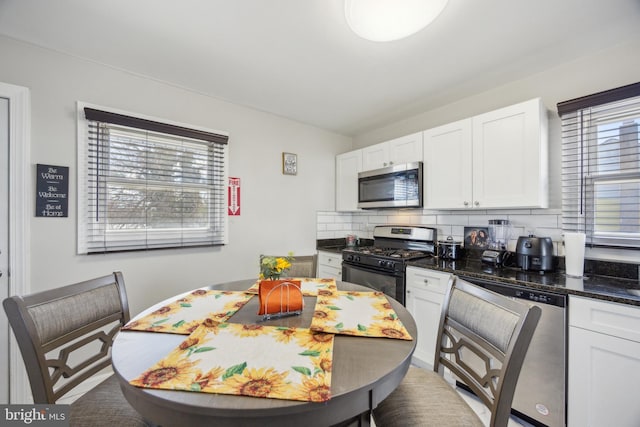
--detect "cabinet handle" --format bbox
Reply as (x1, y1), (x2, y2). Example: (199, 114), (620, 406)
(407, 289), (411, 294)
(423, 279), (429, 284)
(463, 201), (469, 207)
(389, 161), (394, 165)
(383, 162), (388, 167)
(474, 201), (479, 206)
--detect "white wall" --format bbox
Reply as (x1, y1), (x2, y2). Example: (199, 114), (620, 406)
(342, 38), (640, 263)
(0, 36), (352, 315)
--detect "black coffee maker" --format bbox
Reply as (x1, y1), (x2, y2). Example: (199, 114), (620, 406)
(516, 235), (555, 272)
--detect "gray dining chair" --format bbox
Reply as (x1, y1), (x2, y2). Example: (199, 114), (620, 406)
(373, 278), (541, 427)
(3, 271), (150, 427)
(260, 254), (318, 278)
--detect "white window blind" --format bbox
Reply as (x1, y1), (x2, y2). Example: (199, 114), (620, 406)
(78, 105), (228, 254)
(558, 82), (640, 249)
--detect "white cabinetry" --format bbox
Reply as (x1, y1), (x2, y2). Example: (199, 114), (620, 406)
(317, 251), (342, 280)
(335, 150), (362, 212)
(362, 132), (423, 171)
(405, 267), (453, 368)
(568, 296), (640, 427)
(423, 98), (548, 209)
(423, 119), (473, 209)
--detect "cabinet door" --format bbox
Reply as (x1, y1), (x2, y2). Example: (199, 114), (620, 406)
(568, 327), (640, 427)
(317, 251), (342, 280)
(361, 142), (389, 171)
(318, 265), (341, 280)
(405, 267), (451, 368)
(405, 286), (446, 368)
(389, 132), (423, 165)
(423, 119), (473, 209)
(336, 150), (362, 211)
(471, 98), (548, 208)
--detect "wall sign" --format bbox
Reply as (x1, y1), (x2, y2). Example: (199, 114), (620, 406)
(228, 177), (241, 216)
(282, 152), (297, 175)
(36, 164), (69, 217)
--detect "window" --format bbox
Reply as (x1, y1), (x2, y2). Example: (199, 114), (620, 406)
(77, 104), (228, 254)
(558, 82), (640, 248)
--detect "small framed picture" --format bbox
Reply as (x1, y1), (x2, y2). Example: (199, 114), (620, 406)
(282, 152), (297, 175)
(463, 226), (490, 249)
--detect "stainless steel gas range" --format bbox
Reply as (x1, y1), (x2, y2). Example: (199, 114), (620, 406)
(341, 225), (437, 305)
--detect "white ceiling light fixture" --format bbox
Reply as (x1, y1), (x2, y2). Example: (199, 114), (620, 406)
(345, 0), (449, 42)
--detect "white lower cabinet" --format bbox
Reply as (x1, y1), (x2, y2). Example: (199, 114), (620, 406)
(568, 296), (640, 427)
(405, 267), (453, 368)
(317, 250), (342, 280)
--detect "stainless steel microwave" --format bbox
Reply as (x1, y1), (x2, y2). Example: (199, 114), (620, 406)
(357, 162), (423, 209)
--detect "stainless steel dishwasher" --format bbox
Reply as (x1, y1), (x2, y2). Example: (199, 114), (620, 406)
(457, 275), (567, 427)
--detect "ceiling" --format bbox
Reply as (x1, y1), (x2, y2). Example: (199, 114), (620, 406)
(1, 0), (639, 136)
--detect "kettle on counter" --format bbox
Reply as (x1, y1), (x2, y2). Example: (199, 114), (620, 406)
(516, 235), (555, 272)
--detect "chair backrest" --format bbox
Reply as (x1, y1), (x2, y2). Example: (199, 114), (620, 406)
(3, 272), (130, 403)
(433, 278), (541, 427)
(261, 254), (318, 278)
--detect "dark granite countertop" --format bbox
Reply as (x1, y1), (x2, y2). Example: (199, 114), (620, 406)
(407, 257), (640, 307)
(318, 238), (640, 307)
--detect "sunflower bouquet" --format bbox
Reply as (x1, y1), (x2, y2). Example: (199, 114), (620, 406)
(259, 252), (295, 280)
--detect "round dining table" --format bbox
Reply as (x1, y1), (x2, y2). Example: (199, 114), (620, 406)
(112, 279), (417, 427)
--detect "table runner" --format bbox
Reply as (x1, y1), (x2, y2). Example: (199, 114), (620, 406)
(122, 289), (254, 334)
(310, 291), (413, 340)
(245, 277), (337, 296)
(130, 322), (334, 402)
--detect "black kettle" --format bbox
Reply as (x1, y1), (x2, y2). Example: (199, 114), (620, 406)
(515, 235), (555, 271)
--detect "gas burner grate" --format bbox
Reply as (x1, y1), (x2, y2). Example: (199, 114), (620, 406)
(350, 246), (431, 260)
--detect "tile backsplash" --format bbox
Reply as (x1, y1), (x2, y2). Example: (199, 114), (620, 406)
(317, 208), (565, 255)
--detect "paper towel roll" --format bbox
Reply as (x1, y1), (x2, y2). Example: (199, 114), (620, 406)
(564, 232), (586, 278)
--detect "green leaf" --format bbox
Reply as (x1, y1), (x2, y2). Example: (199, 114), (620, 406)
(292, 366), (312, 376)
(346, 295), (354, 301)
(190, 382), (202, 392)
(193, 346), (216, 353)
(151, 318), (169, 327)
(222, 362), (247, 380)
(172, 320), (185, 328)
(357, 324), (368, 332)
(327, 305), (342, 311)
(215, 294), (222, 299)
(180, 303), (192, 308)
(335, 322), (344, 330)
(299, 350), (321, 357)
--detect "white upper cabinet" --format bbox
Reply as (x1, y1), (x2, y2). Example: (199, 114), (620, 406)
(335, 150), (362, 211)
(471, 98), (548, 208)
(424, 119), (473, 209)
(362, 132), (423, 171)
(424, 98), (549, 209)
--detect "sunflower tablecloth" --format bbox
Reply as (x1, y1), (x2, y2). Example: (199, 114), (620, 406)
(245, 277), (337, 296)
(122, 289), (254, 334)
(130, 322), (334, 402)
(310, 291), (413, 340)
